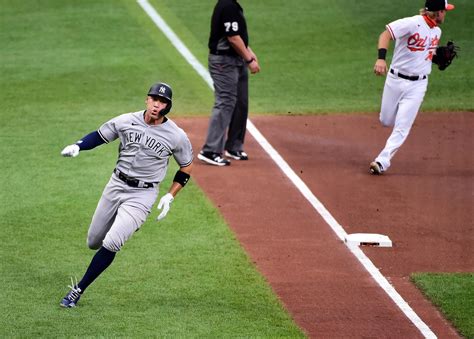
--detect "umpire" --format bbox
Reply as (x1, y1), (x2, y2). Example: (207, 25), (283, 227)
(198, 0), (260, 167)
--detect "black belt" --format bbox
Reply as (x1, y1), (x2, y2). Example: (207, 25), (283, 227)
(390, 69), (426, 81)
(209, 49), (237, 56)
(114, 169), (156, 188)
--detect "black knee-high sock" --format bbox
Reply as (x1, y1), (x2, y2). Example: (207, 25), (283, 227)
(78, 246), (116, 292)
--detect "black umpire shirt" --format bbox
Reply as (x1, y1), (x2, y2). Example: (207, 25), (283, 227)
(208, 0), (248, 56)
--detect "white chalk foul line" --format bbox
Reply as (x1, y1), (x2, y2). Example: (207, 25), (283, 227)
(137, 1), (436, 338)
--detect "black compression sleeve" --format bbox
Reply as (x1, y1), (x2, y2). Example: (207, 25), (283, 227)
(76, 131), (107, 150)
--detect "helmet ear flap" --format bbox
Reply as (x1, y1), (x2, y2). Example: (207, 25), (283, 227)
(160, 101), (172, 116)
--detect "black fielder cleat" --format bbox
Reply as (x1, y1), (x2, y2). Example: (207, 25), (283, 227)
(197, 151), (231, 166)
(225, 150), (249, 160)
(369, 161), (384, 175)
(60, 277), (82, 308)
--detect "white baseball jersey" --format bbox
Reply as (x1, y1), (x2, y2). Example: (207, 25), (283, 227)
(387, 15), (441, 76)
(98, 111), (193, 183)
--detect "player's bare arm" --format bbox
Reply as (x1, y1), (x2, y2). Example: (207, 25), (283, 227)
(227, 35), (260, 74)
(168, 163), (193, 197)
(374, 30), (392, 76)
(199, 0), (255, 166)
(369, 0), (455, 175)
(247, 46), (258, 63)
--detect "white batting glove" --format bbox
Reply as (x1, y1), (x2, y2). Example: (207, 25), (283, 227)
(61, 144), (80, 157)
(157, 193), (174, 221)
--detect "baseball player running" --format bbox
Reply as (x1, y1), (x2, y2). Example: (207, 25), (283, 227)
(370, 0), (455, 175)
(59, 82), (193, 308)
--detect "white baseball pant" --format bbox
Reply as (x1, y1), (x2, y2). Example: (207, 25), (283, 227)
(375, 73), (428, 171)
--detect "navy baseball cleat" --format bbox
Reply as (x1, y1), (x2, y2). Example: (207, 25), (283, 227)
(225, 150), (248, 160)
(60, 277), (82, 308)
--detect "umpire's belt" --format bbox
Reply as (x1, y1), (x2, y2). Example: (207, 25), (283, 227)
(114, 169), (156, 188)
(390, 69), (426, 81)
(210, 49), (237, 56)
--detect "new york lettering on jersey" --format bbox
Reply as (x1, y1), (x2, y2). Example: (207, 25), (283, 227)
(124, 131), (143, 144)
(100, 112), (173, 157)
(97, 111), (189, 183)
(59, 81), (195, 309)
(144, 135), (170, 157)
(123, 131), (171, 157)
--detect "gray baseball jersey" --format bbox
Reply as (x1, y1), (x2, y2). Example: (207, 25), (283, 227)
(87, 110), (193, 252)
(98, 110), (193, 183)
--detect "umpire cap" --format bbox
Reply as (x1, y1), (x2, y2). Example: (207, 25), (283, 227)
(148, 82), (173, 115)
(425, 0), (455, 11)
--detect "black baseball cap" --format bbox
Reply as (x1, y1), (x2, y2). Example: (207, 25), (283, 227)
(425, 0), (455, 11)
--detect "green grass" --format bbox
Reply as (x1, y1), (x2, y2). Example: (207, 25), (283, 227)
(0, 0), (303, 337)
(152, 0), (474, 113)
(1, 166), (303, 337)
(411, 273), (474, 338)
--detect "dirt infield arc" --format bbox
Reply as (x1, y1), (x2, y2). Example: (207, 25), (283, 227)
(178, 112), (473, 338)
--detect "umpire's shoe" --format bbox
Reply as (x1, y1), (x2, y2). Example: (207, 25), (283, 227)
(60, 277), (82, 308)
(369, 161), (384, 175)
(198, 151), (230, 166)
(225, 150), (248, 161)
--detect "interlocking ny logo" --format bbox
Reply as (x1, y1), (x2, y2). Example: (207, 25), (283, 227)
(159, 86), (166, 93)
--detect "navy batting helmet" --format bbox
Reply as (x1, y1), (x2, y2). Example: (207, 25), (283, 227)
(148, 82), (173, 115)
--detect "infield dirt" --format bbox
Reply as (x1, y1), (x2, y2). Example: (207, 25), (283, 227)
(178, 112), (473, 338)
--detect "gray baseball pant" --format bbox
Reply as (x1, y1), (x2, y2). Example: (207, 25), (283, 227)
(202, 54), (249, 154)
(87, 174), (158, 252)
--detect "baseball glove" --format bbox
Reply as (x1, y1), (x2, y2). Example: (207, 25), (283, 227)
(433, 41), (459, 71)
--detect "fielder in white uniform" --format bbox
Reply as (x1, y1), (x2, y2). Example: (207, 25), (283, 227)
(370, 0), (455, 175)
(59, 82), (194, 308)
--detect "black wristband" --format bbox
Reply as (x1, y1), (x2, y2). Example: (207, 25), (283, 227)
(378, 48), (387, 60)
(245, 57), (255, 64)
(173, 170), (190, 187)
